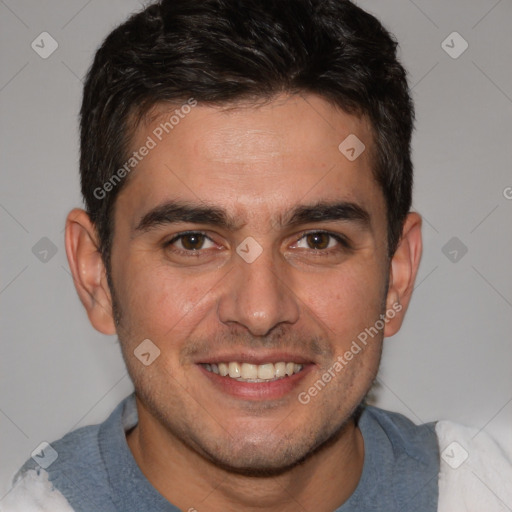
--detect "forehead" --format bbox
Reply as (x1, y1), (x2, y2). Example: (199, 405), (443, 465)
(116, 94), (384, 228)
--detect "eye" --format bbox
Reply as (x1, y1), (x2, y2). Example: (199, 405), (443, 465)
(294, 231), (350, 251)
(166, 231), (216, 252)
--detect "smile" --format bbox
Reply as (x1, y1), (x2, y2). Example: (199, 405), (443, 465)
(201, 362), (304, 382)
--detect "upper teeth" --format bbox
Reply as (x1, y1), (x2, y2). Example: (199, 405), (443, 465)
(203, 362), (303, 381)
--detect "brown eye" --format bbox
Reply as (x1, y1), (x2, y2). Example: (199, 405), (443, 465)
(179, 233), (207, 250)
(167, 232), (215, 252)
(305, 232), (331, 250)
(294, 231), (352, 256)
(293, 231), (350, 252)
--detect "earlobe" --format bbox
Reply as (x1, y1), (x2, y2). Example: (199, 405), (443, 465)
(383, 212), (422, 338)
(65, 208), (117, 335)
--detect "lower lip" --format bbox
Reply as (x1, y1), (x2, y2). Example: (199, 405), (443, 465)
(197, 364), (314, 400)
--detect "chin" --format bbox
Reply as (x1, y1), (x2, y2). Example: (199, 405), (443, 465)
(201, 443), (311, 477)
(196, 417), (348, 477)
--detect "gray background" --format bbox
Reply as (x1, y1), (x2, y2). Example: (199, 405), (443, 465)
(1, 0), (511, 499)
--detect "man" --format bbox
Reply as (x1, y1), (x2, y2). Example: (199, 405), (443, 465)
(3, 0), (511, 511)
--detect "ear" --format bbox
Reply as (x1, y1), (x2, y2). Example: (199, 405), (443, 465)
(65, 208), (117, 335)
(383, 212), (422, 337)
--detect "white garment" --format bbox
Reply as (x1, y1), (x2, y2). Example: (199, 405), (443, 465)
(0, 468), (73, 512)
(436, 421), (512, 512)
(2, 421), (511, 511)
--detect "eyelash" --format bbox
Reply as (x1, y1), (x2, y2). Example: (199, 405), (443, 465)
(164, 230), (351, 257)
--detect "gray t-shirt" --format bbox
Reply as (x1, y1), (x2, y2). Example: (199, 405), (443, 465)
(14, 393), (439, 511)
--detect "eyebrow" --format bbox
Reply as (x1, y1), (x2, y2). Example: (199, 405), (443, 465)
(134, 199), (370, 234)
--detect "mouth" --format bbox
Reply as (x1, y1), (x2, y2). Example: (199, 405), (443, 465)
(196, 355), (313, 400)
(201, 361), (304, 383)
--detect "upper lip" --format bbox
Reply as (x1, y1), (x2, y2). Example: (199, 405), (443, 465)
(196, 351), (315, 366)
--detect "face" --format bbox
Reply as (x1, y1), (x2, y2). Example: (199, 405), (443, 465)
(109, 94), (392, 473)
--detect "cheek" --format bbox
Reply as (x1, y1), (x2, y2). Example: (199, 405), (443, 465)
(115, 260), (218, 339)
(297, 263), (385, 340)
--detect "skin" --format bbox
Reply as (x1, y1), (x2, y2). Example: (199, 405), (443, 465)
(65, 93), (422, 511)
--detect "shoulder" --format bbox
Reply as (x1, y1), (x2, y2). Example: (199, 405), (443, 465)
(2, 395), (135, 512)
(0, 468), (74, 512)
(15, 422), (105, 483)
(436, 420), (512, 512)
(2, 423), (106, 512)
(362, 405), (438, 464)
(355, 406), (439, 510)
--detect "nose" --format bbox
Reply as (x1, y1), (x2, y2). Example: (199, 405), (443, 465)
(217, 247), (300, 336)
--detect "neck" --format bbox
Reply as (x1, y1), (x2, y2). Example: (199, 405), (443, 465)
(126, 401), (364, 512)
